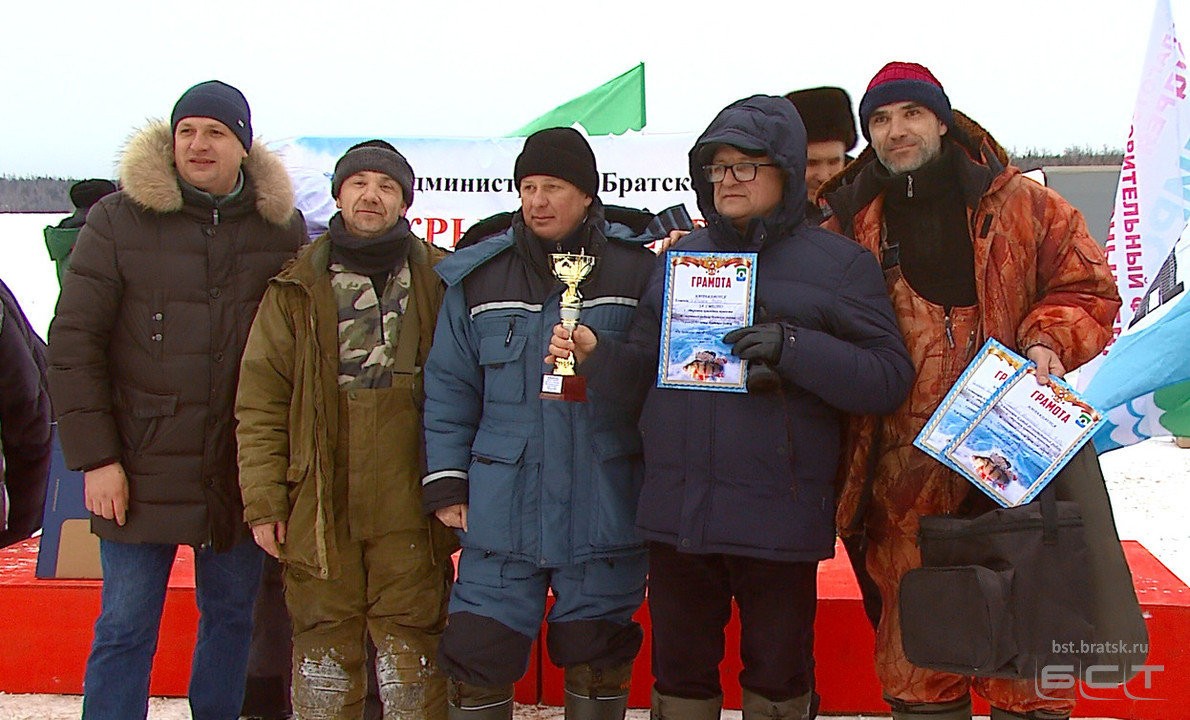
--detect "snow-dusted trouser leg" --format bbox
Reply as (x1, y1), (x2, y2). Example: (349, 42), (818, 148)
(284, 529), (450, 720)
(292, 648), (359, 719)
(374, 626), (447, 720)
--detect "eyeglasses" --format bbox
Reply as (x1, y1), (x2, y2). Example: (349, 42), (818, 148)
(702, 162), (778, 183)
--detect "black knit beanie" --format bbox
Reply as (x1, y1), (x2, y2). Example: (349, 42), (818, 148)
(513, 127), (599, 197)
(171, 80), (253, 151)
(331, 139), (416, 207)
(858, 62), (954, 142)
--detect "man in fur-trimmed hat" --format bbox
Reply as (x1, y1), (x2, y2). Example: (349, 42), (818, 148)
(421, 127), (661, 720)
(47, 80), (305, 720)
(237, 139), (458, 720)
(820, 62), (1121, 720)
(785, 86), (857, 222)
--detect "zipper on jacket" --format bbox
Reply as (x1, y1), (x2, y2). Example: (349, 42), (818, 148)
(944, 307), (954, 347)
(906, 175), (914, 199)
(212, 207), (220, 226)
(505, 317), (515, 346)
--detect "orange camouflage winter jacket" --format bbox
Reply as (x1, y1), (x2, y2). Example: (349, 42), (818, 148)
(820, 112), (1122, 530)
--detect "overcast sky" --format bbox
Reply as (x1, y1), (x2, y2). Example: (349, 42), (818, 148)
(1, 0), (1185, 178)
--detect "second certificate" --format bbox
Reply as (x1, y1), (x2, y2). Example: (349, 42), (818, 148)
(657, 251), (757, 392)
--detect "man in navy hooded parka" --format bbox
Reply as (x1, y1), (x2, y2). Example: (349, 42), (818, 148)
(549, 96), (913, 720)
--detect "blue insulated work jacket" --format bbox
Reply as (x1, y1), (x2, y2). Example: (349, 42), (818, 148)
(422, 204), (658, 567)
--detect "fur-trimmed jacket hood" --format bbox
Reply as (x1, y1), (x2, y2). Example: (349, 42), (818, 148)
(119, 120), (296, 225)
(48, 121), (304, 551)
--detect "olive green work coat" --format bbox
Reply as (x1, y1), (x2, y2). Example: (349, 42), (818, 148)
(236, 234), (449, 580)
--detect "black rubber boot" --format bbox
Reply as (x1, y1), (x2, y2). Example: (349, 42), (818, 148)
(445, 679), (513, 720)
(887, 694), (972, 720)
(740, 688), (812, 720)
(649, 688), (722, 720)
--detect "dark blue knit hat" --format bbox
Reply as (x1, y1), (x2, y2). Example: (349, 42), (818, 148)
(171, 80), (253, 151)
(858, 62), (954, 142)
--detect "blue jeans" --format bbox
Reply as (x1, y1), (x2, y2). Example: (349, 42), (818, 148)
(82, 537), (264, 720)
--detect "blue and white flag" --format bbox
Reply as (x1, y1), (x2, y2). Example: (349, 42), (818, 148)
(1076, 0), (1190, 451)
(1083, 223), (1190, 449)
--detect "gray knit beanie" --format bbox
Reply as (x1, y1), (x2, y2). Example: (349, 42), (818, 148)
(331, 139), (415, 207)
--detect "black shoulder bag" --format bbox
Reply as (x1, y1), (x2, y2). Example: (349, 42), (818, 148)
(899, 485), (1097, 678)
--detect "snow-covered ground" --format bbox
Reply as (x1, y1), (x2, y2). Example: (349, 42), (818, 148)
(1, 212), (1186, 718)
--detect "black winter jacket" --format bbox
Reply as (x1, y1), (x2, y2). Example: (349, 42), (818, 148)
(0, 279), (52, 547)
(585, 95), (913, 561)
(47, 121), (305, 550)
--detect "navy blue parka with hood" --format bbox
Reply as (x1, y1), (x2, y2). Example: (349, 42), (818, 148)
(584, 95), (913, 562)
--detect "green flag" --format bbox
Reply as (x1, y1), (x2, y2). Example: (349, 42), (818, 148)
(1154, 380), (1190, 436)
(509, 63), (645, 137)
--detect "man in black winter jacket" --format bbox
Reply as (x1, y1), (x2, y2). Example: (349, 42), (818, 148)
(47, 80), (304, 720)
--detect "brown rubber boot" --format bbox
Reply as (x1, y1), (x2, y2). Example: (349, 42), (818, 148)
(649, 687), (722, 720)
(445, 679), (513, 720)
(563, 663), (633, 720)
(740, 688), (812, 720)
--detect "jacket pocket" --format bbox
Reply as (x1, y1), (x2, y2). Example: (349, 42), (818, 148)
(589, 428), (645, 549)
(478, 334), (527, 404)
(464, 430), (529, 553)
(580, 551), (647, 599)
(900, 565), (1017, 675)
(116, 386), (178, 454)
(456, 548), (508, 589)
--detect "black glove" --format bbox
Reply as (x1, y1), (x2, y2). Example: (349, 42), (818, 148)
(744, 362), (781, 393)
(723, 323), (790, 364)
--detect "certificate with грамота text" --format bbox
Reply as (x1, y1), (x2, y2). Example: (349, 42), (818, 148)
(657, 251), (757, 392)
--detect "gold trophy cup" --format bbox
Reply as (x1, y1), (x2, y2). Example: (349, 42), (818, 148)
(541, 251), (596, 402)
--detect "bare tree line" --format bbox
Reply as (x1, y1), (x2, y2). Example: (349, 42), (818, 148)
(0, 176), (79, 213)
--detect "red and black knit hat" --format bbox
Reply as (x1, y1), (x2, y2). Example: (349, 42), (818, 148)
(858, 62), (954, 141)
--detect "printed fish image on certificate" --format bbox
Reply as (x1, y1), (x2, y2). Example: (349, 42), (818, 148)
(914, 338), (1026, 469)
(657, 251), (757, 392)
(944, 368), (1106, 507)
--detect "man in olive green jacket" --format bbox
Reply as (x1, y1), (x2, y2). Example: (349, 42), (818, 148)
(236, 140), (455, 720)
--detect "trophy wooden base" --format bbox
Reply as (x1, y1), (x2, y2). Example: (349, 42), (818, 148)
(540, 374), (587, 402)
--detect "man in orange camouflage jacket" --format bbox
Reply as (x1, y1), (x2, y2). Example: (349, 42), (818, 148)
(819, 62), (1121, 720)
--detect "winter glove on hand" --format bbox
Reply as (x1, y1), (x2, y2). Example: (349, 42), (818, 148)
(745, 362), (781, 393)
(723, 323), (789, 364)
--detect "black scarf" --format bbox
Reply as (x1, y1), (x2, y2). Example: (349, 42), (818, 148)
(512, 202), (604, 292)
(327, 212), (412, 278)
(875, 142), (977, 307)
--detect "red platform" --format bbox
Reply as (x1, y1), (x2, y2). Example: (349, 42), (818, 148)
(1, 538), (1186, 718)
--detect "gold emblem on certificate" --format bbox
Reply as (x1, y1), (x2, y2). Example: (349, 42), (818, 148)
(541, 251), (596, 402)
